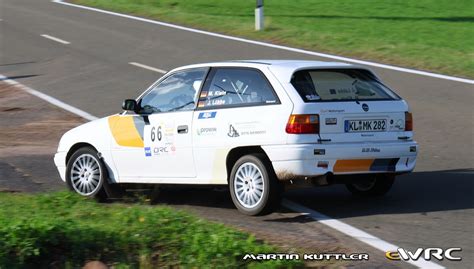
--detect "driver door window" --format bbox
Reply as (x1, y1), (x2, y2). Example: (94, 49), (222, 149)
(140, 68), (207, 113)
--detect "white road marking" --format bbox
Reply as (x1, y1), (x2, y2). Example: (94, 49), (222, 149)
(53, 0), (473, 85)
(41, 34), (70, 45)
(282, 200), (445, 269)
(129, 62), (167, 74)
(0, 75), (97, 121)
(0, 74), (446, 269)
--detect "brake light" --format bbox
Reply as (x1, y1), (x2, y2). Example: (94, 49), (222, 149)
(405, 112), (413, 131)
(286, 114), (319, 134)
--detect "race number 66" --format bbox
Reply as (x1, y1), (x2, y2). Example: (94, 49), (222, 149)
(151, 126), (162, 142)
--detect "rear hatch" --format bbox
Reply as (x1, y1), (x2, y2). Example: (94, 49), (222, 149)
(290, 68), (408, 143)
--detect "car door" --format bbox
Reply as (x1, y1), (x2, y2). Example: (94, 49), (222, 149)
(110, 68), (208, 181)
(192, 67), (289, 183)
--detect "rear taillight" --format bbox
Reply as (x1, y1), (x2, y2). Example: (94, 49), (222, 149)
(286, 114), (319, 134)
(405, 112), (413, 131)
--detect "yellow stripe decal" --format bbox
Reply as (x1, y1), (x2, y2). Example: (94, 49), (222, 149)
(333, 159), (375, 173)
(108, 115), (144, 148)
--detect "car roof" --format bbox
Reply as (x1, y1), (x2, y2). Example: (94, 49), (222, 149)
(169, 60), (371, 83)
(173, 59), (353, 69)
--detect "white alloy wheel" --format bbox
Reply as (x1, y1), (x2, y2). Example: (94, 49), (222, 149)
(234, 162), (265, 209)
(70, 153), (103, 196)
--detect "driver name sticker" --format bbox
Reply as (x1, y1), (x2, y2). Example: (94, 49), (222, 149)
(208, 90), (226, 97)
(208, 99), (225, 106)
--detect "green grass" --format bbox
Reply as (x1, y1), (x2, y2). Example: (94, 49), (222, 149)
(0, 191), (301, 268)
(71, 0), (474, 78)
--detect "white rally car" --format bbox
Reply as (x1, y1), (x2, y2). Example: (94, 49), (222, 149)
(54, 60), (418, 215)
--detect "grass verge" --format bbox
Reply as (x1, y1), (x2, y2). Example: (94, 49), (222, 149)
(0, 191), (301, 268)
(71, 0), (473, 78)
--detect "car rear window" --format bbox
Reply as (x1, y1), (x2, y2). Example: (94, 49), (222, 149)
(290, 69), (400, 102)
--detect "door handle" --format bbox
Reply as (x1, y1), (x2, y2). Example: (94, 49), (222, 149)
(177, 125), (188, 134)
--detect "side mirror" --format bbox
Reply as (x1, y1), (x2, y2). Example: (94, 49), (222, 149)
(122, 99), (138, 112)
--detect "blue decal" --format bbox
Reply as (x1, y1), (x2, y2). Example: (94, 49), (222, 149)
(198, 111), (217, 119)
(144, 147), (152, 157)
(344, 120), (349, 132)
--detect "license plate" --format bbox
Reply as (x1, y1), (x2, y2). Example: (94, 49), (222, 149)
(345, 119), (387, 132)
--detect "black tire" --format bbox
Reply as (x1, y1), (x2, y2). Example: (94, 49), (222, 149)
(346, 174), (395, 197)
(229, 154), (281, 216)
(66, 147), (109, 201)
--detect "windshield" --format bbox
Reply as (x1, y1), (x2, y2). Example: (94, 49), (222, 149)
(290, 69), (400, 102)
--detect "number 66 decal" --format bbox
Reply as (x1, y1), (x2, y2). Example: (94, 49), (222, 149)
(151, 126), (162, 142)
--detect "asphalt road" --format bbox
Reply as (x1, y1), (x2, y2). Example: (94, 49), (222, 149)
(1, 0), (473, 268)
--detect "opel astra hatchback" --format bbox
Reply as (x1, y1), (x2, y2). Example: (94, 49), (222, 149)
(55, 60), (418, 215)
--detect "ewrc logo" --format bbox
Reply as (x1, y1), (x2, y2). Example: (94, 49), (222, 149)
(386, 248), (462, 261)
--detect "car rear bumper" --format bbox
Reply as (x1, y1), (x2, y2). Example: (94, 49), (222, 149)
(262, 141), (418, 180)
(54, 151), (67, 182)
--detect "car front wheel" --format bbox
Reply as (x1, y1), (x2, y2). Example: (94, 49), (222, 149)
(346, 174), (395, 197)
(229, 154), (280, 215)
(66, 147), (108, 200)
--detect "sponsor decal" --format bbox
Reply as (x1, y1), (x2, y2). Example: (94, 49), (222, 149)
(198, 111), (217, 119)
(362, 103), (369, 112)
(242, 253), (369, 261)
(337, 87), (352, 94)
(325, 117), (337, 125)
(320, 109), (345, 113)
(227, 124), (240, 137)
(150, 144), (176, 156)
(197, 127), (218, 136)
(306, 94), (320, 100)
(153, 146), (169, 155)
(153, 147), (168, 154)
(144, 147), (152, 157)
(227, 122), (266, 138)
(394, 119), (404, 130)
(386, 248), (462, 261)
(362, 147), (380, 153)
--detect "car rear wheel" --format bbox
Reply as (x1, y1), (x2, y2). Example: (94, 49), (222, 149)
(229, 154), (281, 215)
(66, 147), (108, 200)
(346, 174), (395, 197)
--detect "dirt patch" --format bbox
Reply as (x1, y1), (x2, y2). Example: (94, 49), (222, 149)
(0, 82), (85, 192)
